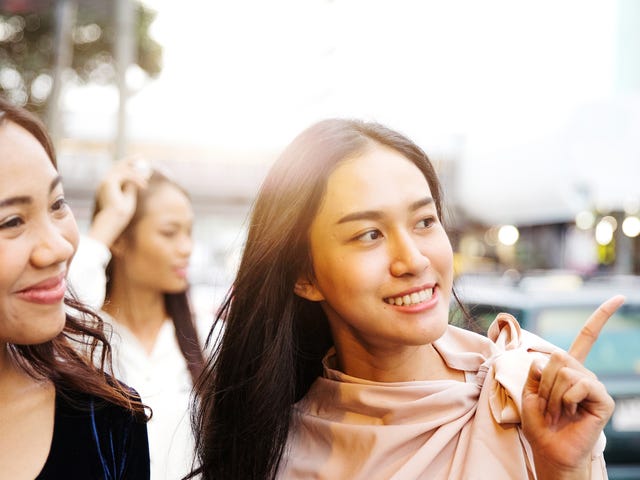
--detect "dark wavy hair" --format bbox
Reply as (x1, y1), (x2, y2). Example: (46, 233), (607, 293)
(93, 170), (205, 383)
(189, 118), (468, 479)
(0, 96), (147, 418)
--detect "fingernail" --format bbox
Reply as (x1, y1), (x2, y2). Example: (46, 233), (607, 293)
(133, 159), (152, 178)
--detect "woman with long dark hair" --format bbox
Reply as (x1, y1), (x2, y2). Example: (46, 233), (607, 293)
(69, 159), (204, 479)
(191, 118), (618, 479)
(0, 97), (149, 478)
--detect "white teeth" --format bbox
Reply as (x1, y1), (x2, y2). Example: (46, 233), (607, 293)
(386, 288), (433, 306)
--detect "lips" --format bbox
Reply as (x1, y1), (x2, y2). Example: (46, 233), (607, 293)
(173, 265), (189, 279)
(16, 273), (67, 305)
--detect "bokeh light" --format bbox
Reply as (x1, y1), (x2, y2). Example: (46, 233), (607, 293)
(498, 225), (520, 246)
(622, 216), (640, 238)
(575, 210), (595, 230)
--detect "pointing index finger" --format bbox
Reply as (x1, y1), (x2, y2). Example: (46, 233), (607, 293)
(568, 294), (625, 363)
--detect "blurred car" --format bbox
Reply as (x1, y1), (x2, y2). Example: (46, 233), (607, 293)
(450, 272), (640, 479)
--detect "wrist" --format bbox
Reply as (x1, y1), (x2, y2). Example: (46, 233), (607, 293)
(89, 208), (131, 247)
(534, 455), (590, 480)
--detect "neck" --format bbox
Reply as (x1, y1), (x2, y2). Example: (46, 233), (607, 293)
(104, 279), (168, 352)
(0, 343), (46, 401)
(333, 340), (461, 383)
(0, 343), (18, 382)
(0, 342), (8, 372)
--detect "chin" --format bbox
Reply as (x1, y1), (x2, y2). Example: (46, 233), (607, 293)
(418, 316), (449, 343)
(17, 322), (65, 346)
(164, 283), (189, 294)
(44, 314), (67, 341)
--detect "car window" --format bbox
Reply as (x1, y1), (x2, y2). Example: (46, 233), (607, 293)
(536, 305), (640, 376)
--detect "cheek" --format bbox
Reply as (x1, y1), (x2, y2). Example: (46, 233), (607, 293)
(134, 247), (161, 267)
(315, 252), (378, 300)
(434, 238), (455, 294)
(430, 233), (453, 265)
(312, 252), (349, 298)
(133, 233), (164, 256)
(65, 218), (80, 253)
(0, 245), (27, 283)
(441, 239), (454, 269)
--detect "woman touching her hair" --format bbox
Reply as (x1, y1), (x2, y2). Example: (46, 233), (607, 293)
(68, 157), (204, 480)
(190, 118), (618, 480)
(0, 97), (149, 479)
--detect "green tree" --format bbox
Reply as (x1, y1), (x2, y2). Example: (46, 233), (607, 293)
(0, 0), (162, 114)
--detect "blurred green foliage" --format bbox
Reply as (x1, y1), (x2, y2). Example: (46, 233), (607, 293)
(0, 0), (162, 113)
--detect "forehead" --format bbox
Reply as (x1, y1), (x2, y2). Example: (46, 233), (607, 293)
(140, 183), (193, 219)
(317, 146), (431, 219)
(0, 121), (56, 190)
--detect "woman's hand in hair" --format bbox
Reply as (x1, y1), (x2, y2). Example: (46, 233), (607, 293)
(89, 157), (151, 248)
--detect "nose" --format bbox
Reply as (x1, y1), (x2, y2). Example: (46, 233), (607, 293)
(389, 231), (429, 277)
(177, 232), (193, 257)
(30, 219), (77, 268)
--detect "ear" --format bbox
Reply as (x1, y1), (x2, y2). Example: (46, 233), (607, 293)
(294, 276), (325, 302)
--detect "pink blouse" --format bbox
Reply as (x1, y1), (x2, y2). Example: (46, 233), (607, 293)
(279, 314), (608, 479)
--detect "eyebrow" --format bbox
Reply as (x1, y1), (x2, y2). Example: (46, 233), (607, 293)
(0, 175), (62, 209)
(336, 196), (434, 224)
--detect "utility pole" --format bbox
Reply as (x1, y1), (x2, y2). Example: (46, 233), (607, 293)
(47, 0), (78, 144)
(114, 0), (136, 160)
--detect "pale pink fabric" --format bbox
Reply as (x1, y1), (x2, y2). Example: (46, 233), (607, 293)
(279, 314), (609, 479)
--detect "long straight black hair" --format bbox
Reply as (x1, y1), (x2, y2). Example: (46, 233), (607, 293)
(189, 118), (457, 480)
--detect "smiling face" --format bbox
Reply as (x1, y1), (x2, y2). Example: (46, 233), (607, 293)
(296, 145), (454, 360)
(114, 183), (194, 294)
(0, 121), (79, 345)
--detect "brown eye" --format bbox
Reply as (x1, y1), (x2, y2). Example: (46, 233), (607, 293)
(416, 217), (435, 229)
(51, 197), (68, 212)
(356, 229), (382, 242)
(0, 216), (23, 229)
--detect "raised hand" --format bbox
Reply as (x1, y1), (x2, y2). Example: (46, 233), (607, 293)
(89, 157), (151, 247)
(521, 295), (624, 479)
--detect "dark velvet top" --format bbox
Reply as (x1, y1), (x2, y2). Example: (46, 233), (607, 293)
(36, 387), (150, 479)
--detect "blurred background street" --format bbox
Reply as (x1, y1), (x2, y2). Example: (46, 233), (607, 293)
(3, 1), (640, 476)
(2, 0), (639, 323)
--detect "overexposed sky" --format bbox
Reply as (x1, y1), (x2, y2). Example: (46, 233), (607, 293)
(61, 0), (640, 224)
(78, 0), (617, 153)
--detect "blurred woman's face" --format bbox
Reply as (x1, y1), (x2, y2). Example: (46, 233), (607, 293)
(117, 183), (193, 294)
(295, 145), (454, 357)
(0, 121), (78, 345)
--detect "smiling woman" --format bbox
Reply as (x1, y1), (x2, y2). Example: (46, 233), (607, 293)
(0, 121), (74, 347)
(190, 118), (620, 480)
(0, 97), (150, 479)
(293, 147), (456, 381)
